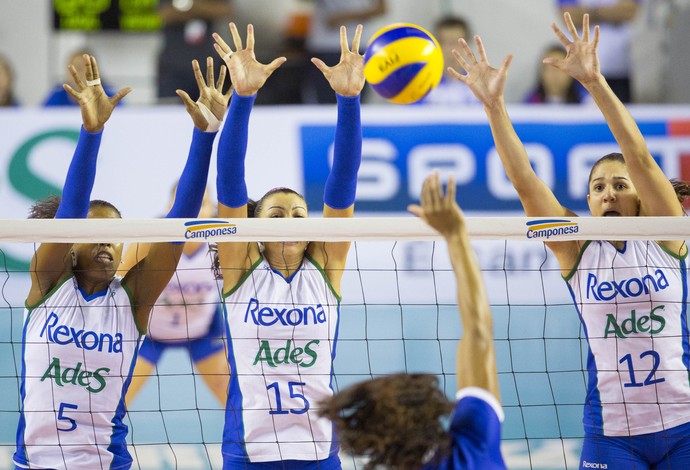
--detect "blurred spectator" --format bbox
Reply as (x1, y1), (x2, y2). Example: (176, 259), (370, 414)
(558, 0), (639, 102)
(524, 45), (586, 104)
(417, 15), (480, 106)
(0, 54), (18, 107)
(255, 1), (312, 105)
(43, 49), (118, 107)
(157, 0), (233, 103)
(304, 0), (387, 104)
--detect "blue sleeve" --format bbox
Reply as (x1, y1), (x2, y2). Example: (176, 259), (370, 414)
(55, 127), (102, 219)
(447, 396), (506, 469)
(323, 94), (362, 210)
(216, 91), (254, 208)
(166, 128), (215, 219)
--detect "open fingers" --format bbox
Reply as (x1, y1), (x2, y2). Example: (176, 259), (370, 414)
(83, 55), (94, 83)
(563, 12), (580, 41)
(217, 64), (227, 91)
(351, 24), (363, 54)
(265, 57), (287, 74)
(452, 47), (471, 74)
(475, 36), (489, 64)
(109, 87), (132, 107)
(191, 59), (205, 91)
(89, 55), (101, 81)
(339, 26), (349, 56)
(176, 89), (195, 109)
(582, 13), (590, 43)
(246, 24), (255, 51)
(206, 57), (215, 87)
(445, 174), (456, 209)
(593, 24), (600, 50)
(68, 65), (86, 90)
(213, 32), (233, 57)
(230, 23), (243, 51)
(550, 22), (571, 48)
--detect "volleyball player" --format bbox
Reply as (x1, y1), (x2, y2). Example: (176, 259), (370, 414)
(212, 23), (363, 469)
(13, 55), (228, 470)
(319, 172), (506, 469)
(121, 188), (230, 406)
(451, 13), (690, 469)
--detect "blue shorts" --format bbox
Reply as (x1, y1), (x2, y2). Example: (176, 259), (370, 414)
(222, 455), (341, 470)
(138, 306), (226, 364)
(580, 421), (690, 469)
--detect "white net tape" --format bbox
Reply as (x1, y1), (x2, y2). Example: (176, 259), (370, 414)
(0, 216), (687, 242)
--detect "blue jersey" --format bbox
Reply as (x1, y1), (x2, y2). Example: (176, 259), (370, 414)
(424, 388), (506, 470)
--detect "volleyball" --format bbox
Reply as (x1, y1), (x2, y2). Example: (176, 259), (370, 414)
(363, 23), (444, 104)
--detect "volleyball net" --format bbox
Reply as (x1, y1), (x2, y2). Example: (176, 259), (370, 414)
(0, 216), (687, 470)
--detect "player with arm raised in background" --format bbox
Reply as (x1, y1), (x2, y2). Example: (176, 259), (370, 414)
(319, 172), (506, 470)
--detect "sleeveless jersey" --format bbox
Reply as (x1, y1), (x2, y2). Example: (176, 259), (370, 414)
(147, 245), (221, 341)
(221, 255), (341, 463)
(566, 240), (690, 436)
(14, 276), (141, 470)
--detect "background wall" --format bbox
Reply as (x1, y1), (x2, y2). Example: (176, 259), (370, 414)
(1, 0), (562, 106)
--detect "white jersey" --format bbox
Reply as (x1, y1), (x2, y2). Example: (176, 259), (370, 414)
(14, 276), (141, 470)
(566, 240), (690, 436)
(147, 245), (221, 341)
(222, 255), (340, 463)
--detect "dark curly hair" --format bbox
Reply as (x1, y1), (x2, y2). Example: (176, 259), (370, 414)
(318, 373), (454, 469)
(28, 196), (121, 219)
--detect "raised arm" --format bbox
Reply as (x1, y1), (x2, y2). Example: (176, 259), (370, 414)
(549, 13), (683, 219)
(123, 57), (229, 332)
(309, 25), (364, 290)
(27, 55), (131, 307)
(450, 36), (581, 270)
(213, 23), (286, 291)
(408, 173), (499, 400)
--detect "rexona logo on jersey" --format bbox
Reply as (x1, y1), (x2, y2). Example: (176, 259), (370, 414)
(604, 306), (666, 339)
(253, 339), (320, 368)
(244, 298), (328, 327)
(40, 357), (110, 393)
(586, 270), (669, 301)
(40, 312), (123, 353)
(184, 220), (236, 239)
(525, 219), (579, 239)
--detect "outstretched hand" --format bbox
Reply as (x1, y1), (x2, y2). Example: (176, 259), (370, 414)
(545, 12), (601, 86)
(408, 172), (464, 239)
(213, 23), (286, 96)
(311, 24), (365, 97)
(177, 57), (232, 131)
(63, 55), (131, 133)
(448, 36), (512, 109)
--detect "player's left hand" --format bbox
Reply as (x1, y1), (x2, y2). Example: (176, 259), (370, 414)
(312, 24), (365, 97)
(177, 57), (232, 131)
(546, 12), (601, 87)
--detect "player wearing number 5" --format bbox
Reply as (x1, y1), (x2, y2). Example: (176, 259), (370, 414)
(454, 12), (690, 469)
(213, 23), (363, 469)
(14, 56), (227, 470)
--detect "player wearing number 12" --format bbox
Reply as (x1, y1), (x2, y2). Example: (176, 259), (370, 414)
(212, 22), (364, 469)
(453, 12), (690, 469)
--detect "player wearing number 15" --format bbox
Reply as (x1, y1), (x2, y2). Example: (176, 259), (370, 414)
(453, 12), (690, 469)
(13, 56), (226, 470)
(212, 22), (363, 469)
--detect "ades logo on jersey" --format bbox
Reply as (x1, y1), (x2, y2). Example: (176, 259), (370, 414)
(585, 270), (669, 302)
(253, 339), (320, 368)
(40, 357), (109, 393)
(244, 298), (328, 327)
(40, 312), (124, 353)
(604, 306), (666, 339)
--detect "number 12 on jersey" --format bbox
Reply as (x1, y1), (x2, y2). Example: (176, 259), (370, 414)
(266, 381), (310, 415)
(619, 350), (665, 388)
